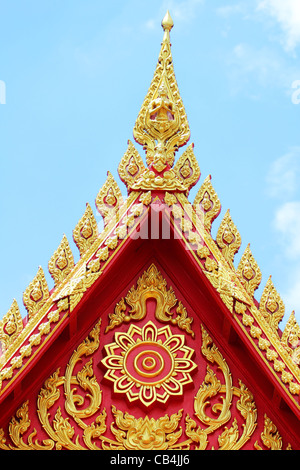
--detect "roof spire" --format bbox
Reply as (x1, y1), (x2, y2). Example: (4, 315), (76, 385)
(161, 10), (174, 43)
(132, 11), (190, 170)
(118, 11), (200, 193)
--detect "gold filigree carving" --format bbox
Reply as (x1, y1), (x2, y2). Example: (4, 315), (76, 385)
(73, 203), (98, 256)
(259, 277), (285, 333)
(173, 144), (201, 194)
(105, 264), (194, 337)
(254, 415), (289, 450)
(216, 210), (241, 267)
(23, 267), (49, 320)
(110, 406), (183, 450)
(133, 12), (190, 168)
(0, 299), (68, 391)
(0, 300), (23, 354)
(118, 140), (146, 189)
(0, 314), (291, 450)
(281, 312), (300, 365)
(193, 175), (221, 232)
(205, 263), (251, 313)
(95, 171), (123, 226)
(101, 321), (197, 408)
(183, 325), (258, 450)
(237, 244), (262, 298)
(129, 167), (188, 192)
(48, 235), (74, 286)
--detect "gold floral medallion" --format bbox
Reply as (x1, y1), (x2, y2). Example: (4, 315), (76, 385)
(101, 321), (197, 407)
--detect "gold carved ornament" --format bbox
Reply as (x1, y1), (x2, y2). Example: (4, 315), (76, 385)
(0, 300), (23, 354)
(193, 175), (221, 232)
(105, 264), (194, 337)
(48, 235), (74, 287)
(0, 265), (291, 450)
(73, 203), (99, 257)
(23, 267), (50, 320)
(117, 11), (200, 194)
(101, 320), (197, 408)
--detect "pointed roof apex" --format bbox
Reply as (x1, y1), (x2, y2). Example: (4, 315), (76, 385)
(162, 11), (174, 43)
(162, 10), (174, 31)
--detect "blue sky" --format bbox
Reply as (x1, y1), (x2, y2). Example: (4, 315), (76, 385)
(0, 0), (300, 328)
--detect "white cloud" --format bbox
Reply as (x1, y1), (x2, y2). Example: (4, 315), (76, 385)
(257, 0), (300, 52)
(282, 267), (300, 317)
(273, 200), (300, 319)
(216, 3), (248, 18)
(145, 0), (204, 29)
(268, 150), (300, 321)
(227, 39), (300, 98)
(164, 0), (204, 22)
(273, 201), (300, 258)
(227, 42), (288, 95)
(266, 147), (300, 199)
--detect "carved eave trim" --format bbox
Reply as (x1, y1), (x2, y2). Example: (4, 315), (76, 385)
(170, 192), (300, 411)
(0, 190), (144, 397)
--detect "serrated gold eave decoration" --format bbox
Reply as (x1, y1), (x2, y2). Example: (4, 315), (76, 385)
(73, 203), (98, 257)
(216, 209), (241, 267)
(0, 300), (23, 354)
(282, 312), (300, 350)
(48, 235), (74, 287)
(95, 171), (123, 226)
(118, 140), (146, 190)
(237, 244), (262, 298)
(193, 175), (221, 232)
(173, 143), (201, 194)
(259, 277), (285, 334)
(23, 267), (49, 320)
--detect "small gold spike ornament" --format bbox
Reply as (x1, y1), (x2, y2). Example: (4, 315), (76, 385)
(118, 140), (146, 188)
(259, 277), (285, 333)
(23, 267), (49, 320)
(73, 203), (98, 256)
(48, 235), (74, 286)
(237, 244), (262, 298)
(216, 210), (241, 266)
(193, 175), (221, 232)
(0, 299), (23, 353)
(95, 171), (123, 226)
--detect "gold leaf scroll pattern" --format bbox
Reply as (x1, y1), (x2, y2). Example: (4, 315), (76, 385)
(0, 319), (290, 450)
(105, 264), (194, 337)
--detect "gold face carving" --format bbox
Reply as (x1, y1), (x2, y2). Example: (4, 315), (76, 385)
(101, 321), (197, 408)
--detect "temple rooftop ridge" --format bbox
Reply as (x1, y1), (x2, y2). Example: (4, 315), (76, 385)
(0, 11), (300, 413)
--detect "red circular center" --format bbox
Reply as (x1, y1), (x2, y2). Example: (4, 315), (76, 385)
(124, 341), (174, 385)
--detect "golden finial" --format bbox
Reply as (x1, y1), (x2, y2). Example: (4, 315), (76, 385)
(162, 11), (174, 42)
(133, 9), (190, 177)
